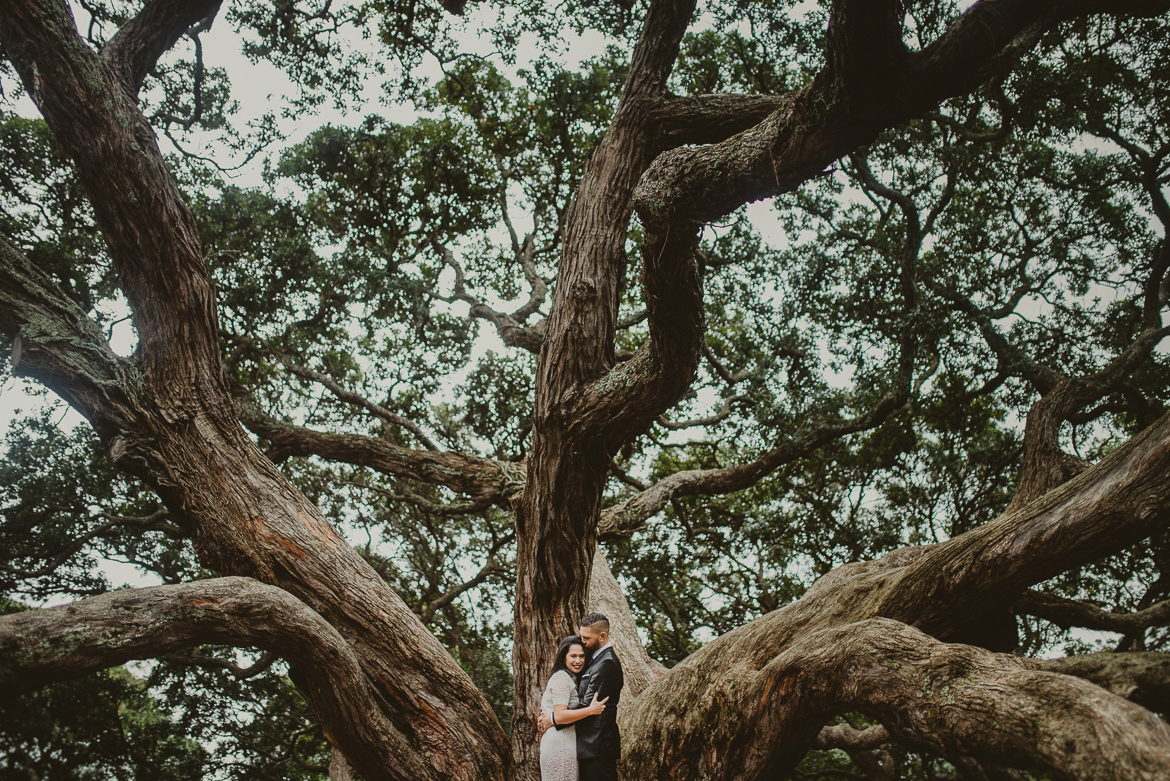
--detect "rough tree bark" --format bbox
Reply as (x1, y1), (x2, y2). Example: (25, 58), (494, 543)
(511, 0), (702, 770)
(2, 0), (1170, 779)
(0, 2), (509, 778)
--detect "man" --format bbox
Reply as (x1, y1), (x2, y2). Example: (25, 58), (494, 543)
(540, 612), (624, 780)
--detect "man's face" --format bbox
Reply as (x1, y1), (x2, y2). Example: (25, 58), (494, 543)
(579, 624), (606, 651)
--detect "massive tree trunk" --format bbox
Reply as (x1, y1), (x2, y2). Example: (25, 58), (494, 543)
(511, 0), (701, 771)
(3, 0), (1170, 780)
(0, 2), (510, 778)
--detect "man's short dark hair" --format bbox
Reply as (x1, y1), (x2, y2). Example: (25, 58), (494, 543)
(580, 612), (610, 633)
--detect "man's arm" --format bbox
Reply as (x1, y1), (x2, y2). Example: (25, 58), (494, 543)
(578, 661), (607, 708)
(577, 658), (621, 710)
(590, 658), (621, 708)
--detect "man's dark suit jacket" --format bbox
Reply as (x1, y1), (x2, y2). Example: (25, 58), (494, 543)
(564, 646), (623, 761)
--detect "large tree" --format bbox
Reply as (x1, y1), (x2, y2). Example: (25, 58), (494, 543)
(3, 0), (1170, 779)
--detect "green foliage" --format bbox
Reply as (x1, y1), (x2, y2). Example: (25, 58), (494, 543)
(0, 113), (111, 315)
(458, 351), (535, 457)
(0, 411), (196, 600)
(0, 663), (208, 780)
(144, 652), (333, 780)
(277, 116), (496, 257)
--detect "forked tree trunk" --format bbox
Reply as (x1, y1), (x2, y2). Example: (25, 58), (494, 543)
(510, 0), (699, 774)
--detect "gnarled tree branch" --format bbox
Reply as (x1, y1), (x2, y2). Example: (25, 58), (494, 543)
(615, 403), (1170, 777)
(0, 235), (145, 441)
(236, 398), (524, 503)
(0, 577), (434, 780)
(648, 93), (789, 150)
(599, 396), (908, 539)
(815, 723), (891, 752)
(1028, 650), (1170, 713)
(623, 618), (1170, 779)
(1016, 589), (1170, 636)
(1, 0), (226, 412)
(434, 243), (546, 355)
(103, 0), (221, 97)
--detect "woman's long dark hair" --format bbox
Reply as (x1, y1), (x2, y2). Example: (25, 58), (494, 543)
(549, 635), (589, 682)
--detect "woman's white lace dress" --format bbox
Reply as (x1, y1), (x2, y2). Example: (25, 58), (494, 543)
(539, 670), (579, 781)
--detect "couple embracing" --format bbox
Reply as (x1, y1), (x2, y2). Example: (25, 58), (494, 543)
(537, 612), (624, 781)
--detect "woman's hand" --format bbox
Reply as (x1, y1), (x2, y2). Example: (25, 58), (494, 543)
(585, 695), (609, 716)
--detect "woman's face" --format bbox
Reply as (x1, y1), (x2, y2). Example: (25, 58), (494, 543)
(566, 644), (586, 673)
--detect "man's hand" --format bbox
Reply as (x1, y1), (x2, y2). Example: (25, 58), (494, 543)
(538, 709), (551, 735)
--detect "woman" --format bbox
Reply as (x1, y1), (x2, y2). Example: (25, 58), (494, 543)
(540, 635), (608, 781)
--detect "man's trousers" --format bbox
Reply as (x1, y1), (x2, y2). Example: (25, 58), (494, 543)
(579, 757), (619, 781)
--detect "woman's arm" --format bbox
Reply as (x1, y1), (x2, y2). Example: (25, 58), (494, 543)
(552, 696), (607, 726)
